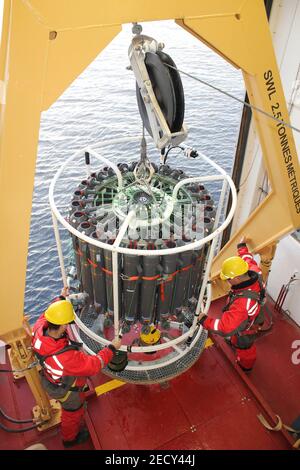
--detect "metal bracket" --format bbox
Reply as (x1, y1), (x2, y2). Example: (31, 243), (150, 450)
(33, 399), (61, 431)
(128, 35), (187, 149)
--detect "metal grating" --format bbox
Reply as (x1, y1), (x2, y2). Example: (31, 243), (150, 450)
(78, 325), (208, 384)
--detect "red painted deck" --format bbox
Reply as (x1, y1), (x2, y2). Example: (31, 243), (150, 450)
(1, 298), (299, 450)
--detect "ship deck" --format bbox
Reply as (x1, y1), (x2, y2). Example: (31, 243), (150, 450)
(1, 297), (299, 451)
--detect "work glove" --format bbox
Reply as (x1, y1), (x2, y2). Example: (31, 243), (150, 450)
(198, 314), (208, 326)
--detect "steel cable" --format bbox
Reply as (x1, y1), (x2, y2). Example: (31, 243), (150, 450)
(164, 63), (300, 134)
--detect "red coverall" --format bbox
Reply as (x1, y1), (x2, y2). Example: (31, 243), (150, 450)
(32, 314), (113, 442)
(203, 243), (263, 370)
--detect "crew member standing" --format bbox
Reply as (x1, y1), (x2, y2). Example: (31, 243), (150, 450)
(200, 238), (265, 372)
(32, 288), (121, 447)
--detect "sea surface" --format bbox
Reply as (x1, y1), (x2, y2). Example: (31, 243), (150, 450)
(25, 21), (245, 319)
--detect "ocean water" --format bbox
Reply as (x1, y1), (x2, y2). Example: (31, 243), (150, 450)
(25, 21), (245, 319)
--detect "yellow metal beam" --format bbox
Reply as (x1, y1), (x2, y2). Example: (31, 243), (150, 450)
(211, 195), (293, 278)
(43, 25), (121, 109)
(211, 196), (291, 299)
(0, 0), (299, 336)
(179, 5), (299, 229)
(0, 0), (49, 335)
(22, 0), (247, 30)
(178, 3), (300, 293)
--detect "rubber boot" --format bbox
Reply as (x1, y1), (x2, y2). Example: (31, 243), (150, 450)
(63, 428), (90, 448)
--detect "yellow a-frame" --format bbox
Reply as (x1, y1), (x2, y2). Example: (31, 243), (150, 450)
(0, 0), (299, 423)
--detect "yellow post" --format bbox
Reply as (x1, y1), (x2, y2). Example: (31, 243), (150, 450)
(4, 324), (54, 423)
(259, 242), (278, 282)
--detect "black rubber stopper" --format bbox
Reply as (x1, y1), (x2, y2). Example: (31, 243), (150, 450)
(85, 151), (90, 165)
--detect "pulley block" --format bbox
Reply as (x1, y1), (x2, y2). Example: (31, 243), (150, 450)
(136, 51), (185, 138)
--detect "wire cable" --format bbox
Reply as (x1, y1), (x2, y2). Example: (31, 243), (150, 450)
(0, 408), (36, 424)
(163, 145), (185, 164)
(164, 63), (300, 134)
(257, 304), (273, 333)
(0, 421), (40, 433)
(0, 361), (38, 373)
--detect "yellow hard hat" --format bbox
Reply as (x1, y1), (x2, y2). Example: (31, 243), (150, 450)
(45, 300), (75, 325)
(220, 256), (249, 281)
(140, 325), (161, 345)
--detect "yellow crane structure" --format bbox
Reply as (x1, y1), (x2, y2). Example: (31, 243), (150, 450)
(0, 0), (299, 425)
